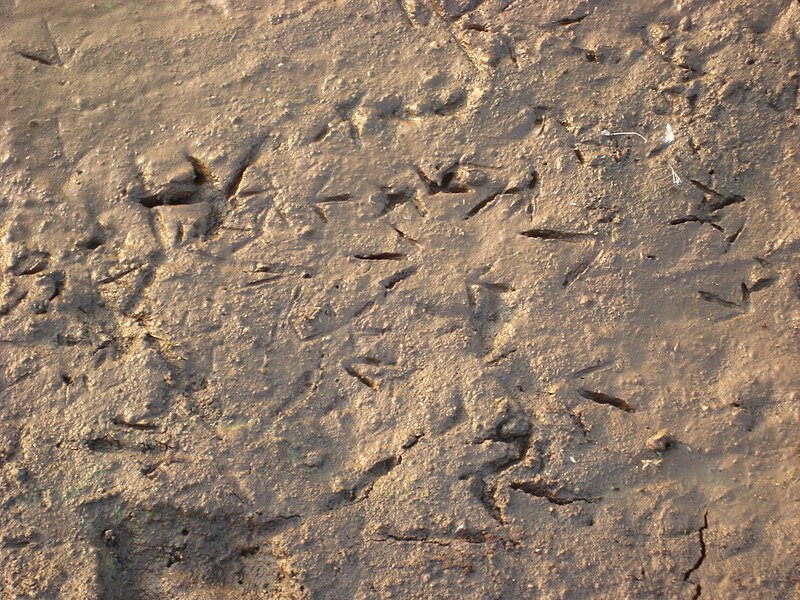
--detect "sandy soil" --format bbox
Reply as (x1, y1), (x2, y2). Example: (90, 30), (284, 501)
(1, 0), (799, 598)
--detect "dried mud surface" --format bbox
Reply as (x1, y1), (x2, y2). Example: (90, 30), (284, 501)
(1, 1), (799, 598)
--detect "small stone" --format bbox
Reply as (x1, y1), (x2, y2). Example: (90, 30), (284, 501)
(301, 451), (324, 468)
(646, 430), (675, 452)
(102, 529), (117, 547)
(13, 467), (29, 482)
(10, 249), (50, 276)
(499, 417), (531, 439)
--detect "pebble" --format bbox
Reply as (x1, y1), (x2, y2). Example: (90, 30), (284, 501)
(500, 417), (532, 439)
(646, 430), (675, 452)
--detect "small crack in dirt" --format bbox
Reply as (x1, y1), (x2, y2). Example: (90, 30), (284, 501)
(684, 509), (709, 599)
(509, 481), (597, 505)
(368, 529), (517, 548)
(470, 419), (532, 524)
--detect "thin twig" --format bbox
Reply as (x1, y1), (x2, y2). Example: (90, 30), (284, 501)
(668, 162), (682, 185)
(601, 129), (648, 142)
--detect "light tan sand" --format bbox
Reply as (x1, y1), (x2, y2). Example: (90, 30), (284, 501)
(1, 1), (799, 598)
